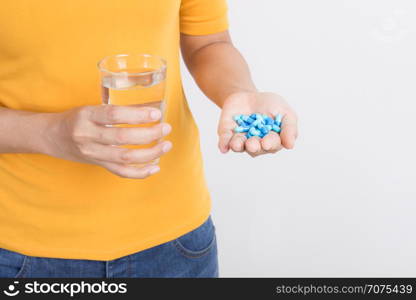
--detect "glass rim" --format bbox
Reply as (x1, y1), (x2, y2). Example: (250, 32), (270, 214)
(97, 53), (167, 76)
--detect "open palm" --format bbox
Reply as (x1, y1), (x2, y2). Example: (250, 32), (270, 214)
(218, 92), (298, 157)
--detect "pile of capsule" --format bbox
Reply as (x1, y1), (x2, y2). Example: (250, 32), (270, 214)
(233, 113), (283, 138)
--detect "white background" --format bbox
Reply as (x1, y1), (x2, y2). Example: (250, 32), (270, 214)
(181, 0), (416, 277)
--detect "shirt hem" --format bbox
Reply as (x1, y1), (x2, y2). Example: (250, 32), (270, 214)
(0, 208), (212, 261)
(180, 22), (229, 36)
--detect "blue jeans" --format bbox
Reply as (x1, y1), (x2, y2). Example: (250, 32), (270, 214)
(0, 216), (218, 278)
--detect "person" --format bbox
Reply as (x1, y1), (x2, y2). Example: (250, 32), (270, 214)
(0, 0), (298, 278)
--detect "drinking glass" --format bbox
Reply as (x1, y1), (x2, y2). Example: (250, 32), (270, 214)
(98, 54), (167, 167)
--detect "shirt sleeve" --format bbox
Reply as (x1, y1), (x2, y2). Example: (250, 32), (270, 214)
(180, 0), (229, 35)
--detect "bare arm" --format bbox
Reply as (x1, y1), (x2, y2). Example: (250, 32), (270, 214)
(0, 107), (52, 154)
(181, 30), (298, 156)
(181, 31), (256, 108)
(0, 104), (172, 179)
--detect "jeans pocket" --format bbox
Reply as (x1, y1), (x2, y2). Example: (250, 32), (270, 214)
(172, 216), (217, 259)
(0, 248), (30, 278)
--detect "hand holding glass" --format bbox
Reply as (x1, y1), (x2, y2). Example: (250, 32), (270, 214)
(98, 54), (168, 168)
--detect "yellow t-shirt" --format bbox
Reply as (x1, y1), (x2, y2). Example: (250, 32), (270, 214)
(0, 0), (228, 260)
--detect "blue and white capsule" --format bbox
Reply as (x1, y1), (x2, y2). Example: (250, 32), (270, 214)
(272, 124), (281, 133)
(260, 127), (269, 135)
(233, 114), (243, 121)
(275, 114), (283, 126)
(265, 117), (274, 125)
(249, 127), (261, 136)
(234, 126), (250, 133)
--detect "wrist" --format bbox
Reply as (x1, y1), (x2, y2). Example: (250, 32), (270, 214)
(25, 111), (62, 156)
(218, 88), (257, 107)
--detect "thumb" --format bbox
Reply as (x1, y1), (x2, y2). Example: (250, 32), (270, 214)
(217, 111), (235, 154)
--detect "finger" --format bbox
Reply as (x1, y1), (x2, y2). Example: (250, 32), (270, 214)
(229, 133), (247, 152)
(280, 113), (298, 149)
(248, 150), (266, 158)
(261, 131), (283, 153)
(92, 122), (171, 145)
(247, 146), (266, 158)
(218, 131), (233, 153)
(118, 141), (172, 165)
(84, 141), (172, 164)
(217, 110), (237, 154)
(245, 136), (262, 156)
(89, 104), (162, 125)
(101, 162), (161, 179)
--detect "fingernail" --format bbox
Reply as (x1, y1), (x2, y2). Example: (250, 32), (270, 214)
(219, 145), (229, 153)
(149, 166), (160, 175)
(162, 124), (171, 135)
(162, 142), (172, 153)
(150, 110), (161, 120)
